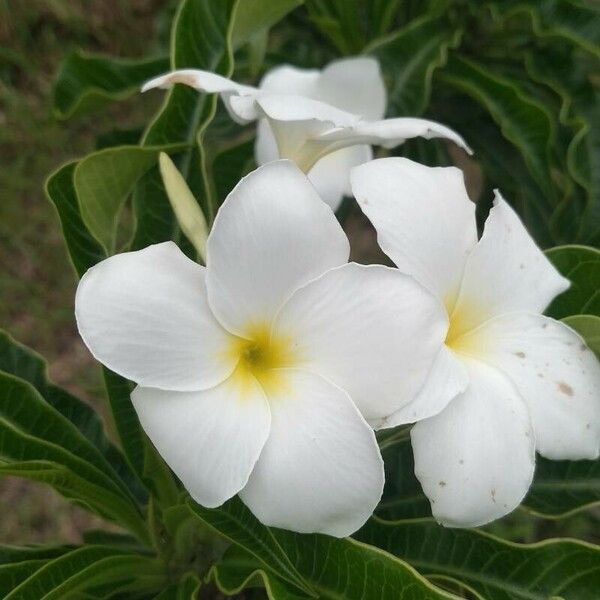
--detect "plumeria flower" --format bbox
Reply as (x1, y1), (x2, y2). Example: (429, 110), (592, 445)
(142, 57), (471, 210)
(351, 157), (600, 528)
(75, 160), (448, 537)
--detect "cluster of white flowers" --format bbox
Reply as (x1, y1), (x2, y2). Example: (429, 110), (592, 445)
(76, 58), (600, 537)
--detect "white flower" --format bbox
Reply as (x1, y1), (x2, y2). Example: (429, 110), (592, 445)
(142, 57), (471, 210)
(75, 160), (448, 537)
(351, 157), (600, 528)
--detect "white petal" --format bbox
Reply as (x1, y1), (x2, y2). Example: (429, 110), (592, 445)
(351, 157), (477, 308)
(450, 193), (570, 337)
(308, 145), (372, 211)
(377, 346), (469, 428)
(258, 57), (386, 120)
(206, 161), (349, 337)
(411, 359), (535, 527)
(259, 65), (320, 97)
(132, 375), (270, 508)
(76, 242), (235, 391)
(142, 69), (258, 124)
(254, 119), (279, 166)
(240, 369), (383, 537)
(459, 313), (600, 459)
(317, 57), (386, 120)
(273, 263), (447, 422)
(321, 117), (472, 155)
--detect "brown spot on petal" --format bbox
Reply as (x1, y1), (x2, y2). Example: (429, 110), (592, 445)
(557, 381), (574, 396)
(439, 481), (446, 487)
(514, 351), (526, 358)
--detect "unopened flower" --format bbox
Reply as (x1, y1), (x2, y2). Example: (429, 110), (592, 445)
(351, 157), (600, 527)
(142, 57), (471, 210)
(75, 160), (447, 537)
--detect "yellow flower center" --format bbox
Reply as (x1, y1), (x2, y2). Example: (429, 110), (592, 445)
(444, 299), (486, 357)
(227, 323), (295, 395)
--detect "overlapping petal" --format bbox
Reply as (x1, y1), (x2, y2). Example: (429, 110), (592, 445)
(273, 263), (447, 422)
(239, 369), (383, 537)
(411, 359), (535, 527)
(351, 157), (477, 308)
(132, 374), (270, 508)
(376, 346), (469, 428)
(206, 161), (349, 337)
(459, 313), (600, 460)
(450, 193), (570, 338)
(75, 242), (236, 391)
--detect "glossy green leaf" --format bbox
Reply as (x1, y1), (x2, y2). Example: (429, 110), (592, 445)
(545, 245), (600, 318)
(490, 0), (600, 58)
(211, 535), (460, 600)
(45, 162), (106, 277)
(53, 50), (168, 119)
(188, 497), (312, 596)
(366, 15), (461, 115)
(440, 55), (555, 204)
(357, 518), (600, 600)
(0, 329), (145, 504)
(562, 315), (600, 357)
(525, 50), (600, 245)
(4, 546), (163, 600)
(0, 373), (147, 540)
(74, 144), (185, 253)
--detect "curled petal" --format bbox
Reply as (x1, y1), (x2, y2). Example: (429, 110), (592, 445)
(322, 117), (473, 155)
(459, 313), (600, 459)
(206, 161), (349, 337)
(132, 374), (270, 507)
(411, 359), (535, 527)
(274, 263), (447, 423)
(240, 369), (383, 537)
(76, 242), (236, 391)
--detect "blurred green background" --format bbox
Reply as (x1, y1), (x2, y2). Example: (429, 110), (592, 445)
(0, 0), (173, 544)
(1, 0), (598, 548)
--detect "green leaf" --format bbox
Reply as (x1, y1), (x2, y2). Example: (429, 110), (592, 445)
(490, 0), (600, 58)
(562, 315), (600, 357)
(545, 245), (600, 318)
(439, 55), (556, 205)
(525, 454), (600, 518)
(188, 497), (312, 596)
(152, 573), (201, 599)
(232, 0), (303, 49)
(4, 546), (163, 600)
(45, 162), (106, 277)
(356, 518), (600, 600)
(53, 50), (169, 120)
(366, 15), (462, 115)
(211, 534), (460, 599)
(74, 144), (186, 253)
(0, 329), (145, 504)
(0, 373), (147, 540)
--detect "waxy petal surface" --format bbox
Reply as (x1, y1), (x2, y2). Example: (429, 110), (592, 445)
(76, 242), (235, 391)
(206, 161), (349, 337)
(411, 359), (535, 527)
(351, 158), (477, 308)
(459, 313), (600, 459)
(274, 263), (447, 422)
(450, 193), (570, 337)
(240, 369), (383, 537)
(132, 374), (270, 508)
